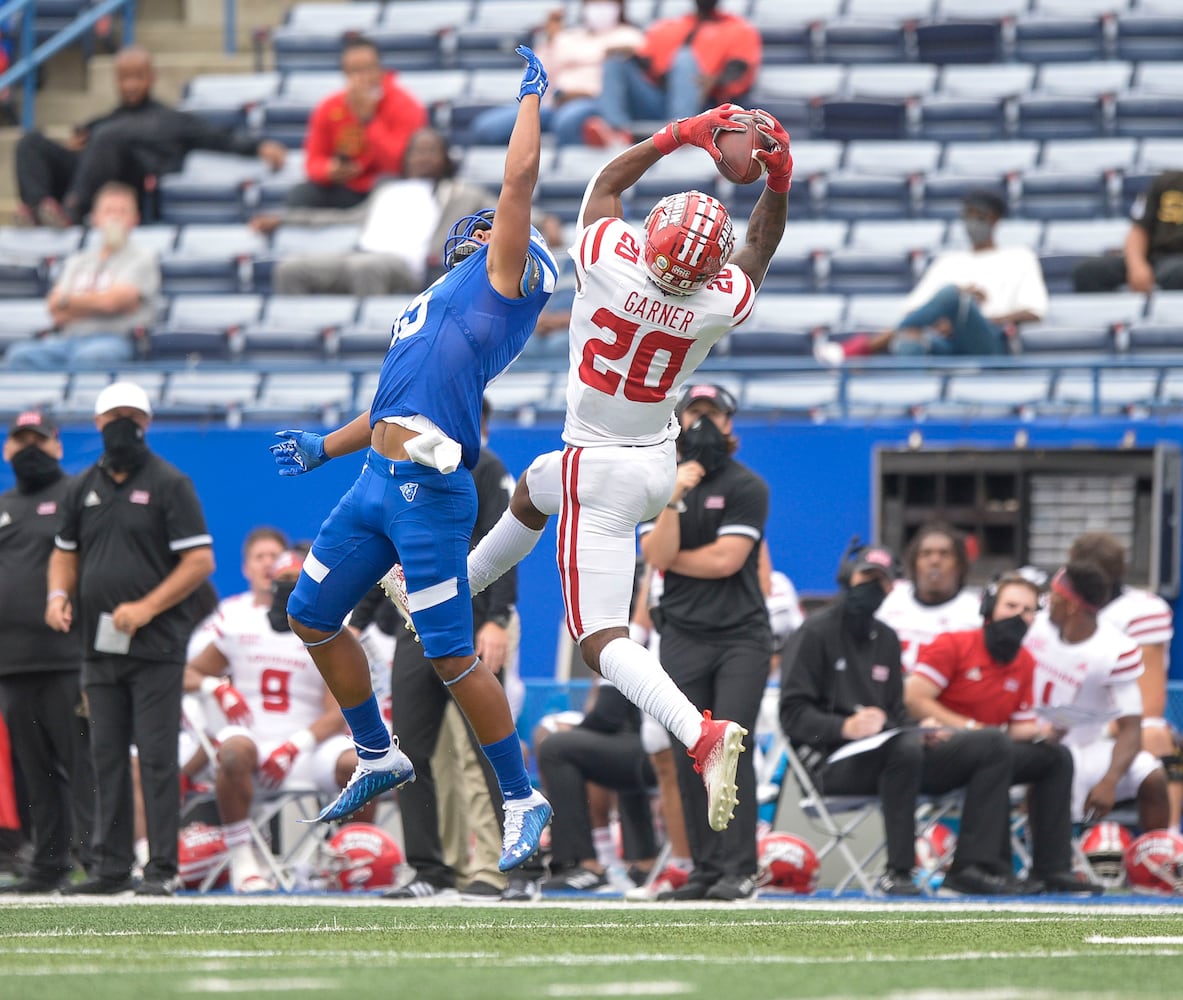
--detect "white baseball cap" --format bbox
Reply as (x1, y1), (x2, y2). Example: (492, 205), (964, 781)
(94, 381), (153, 417)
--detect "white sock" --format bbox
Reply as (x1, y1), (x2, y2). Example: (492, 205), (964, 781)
(134, 837), (149, 867)
(467, 511), (543, 595)
(598, 638), (702, 749)
(223, 820), (252, 850)
(592, 826), (616, 867)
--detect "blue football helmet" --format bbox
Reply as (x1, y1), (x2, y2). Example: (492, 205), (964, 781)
(444, 209), (496, 270)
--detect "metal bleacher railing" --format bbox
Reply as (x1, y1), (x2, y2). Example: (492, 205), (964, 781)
(0, 0), (137, 129)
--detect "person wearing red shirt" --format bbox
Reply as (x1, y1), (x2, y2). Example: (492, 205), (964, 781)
(907, 573), (1101, 895)
(582, 0), (762, 147)
(289, 37), (428, 210)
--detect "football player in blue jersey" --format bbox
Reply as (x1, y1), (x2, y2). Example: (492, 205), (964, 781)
(267, 46), (558, 872)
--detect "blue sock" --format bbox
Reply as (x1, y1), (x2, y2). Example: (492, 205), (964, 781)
(481, 732), (532, 800)
(341, 696), (390, 760)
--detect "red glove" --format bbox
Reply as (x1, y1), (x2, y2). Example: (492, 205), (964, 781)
(259, 730), (315, 790)
(750, 109), (793, 193)
(202, 676), (253, 727)
(652, 103), (747, 159)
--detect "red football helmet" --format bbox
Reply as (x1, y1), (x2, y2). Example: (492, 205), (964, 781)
(757, 832), (819, 893)
(1081, 821), (1134, 887)
(323, 823), (403, 892)
(178, 822), (229, 890)
(915, 821), (957, 875)
(642, 190), (735, 296)
(1125, 830), (1183, 895)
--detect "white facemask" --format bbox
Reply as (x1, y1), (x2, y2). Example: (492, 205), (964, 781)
(583, 1), (621, 33)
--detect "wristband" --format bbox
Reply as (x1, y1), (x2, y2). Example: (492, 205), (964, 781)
(199, 676), (224, 696)
(46, 589), (68, 604)
(290, 729), (316, 754)
(665, 500), (687, 513)
(652, 120), (682, 156)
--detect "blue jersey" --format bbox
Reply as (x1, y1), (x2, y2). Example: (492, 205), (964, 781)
(369, 235), (558, 470)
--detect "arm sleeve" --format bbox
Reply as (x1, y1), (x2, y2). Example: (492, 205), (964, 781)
(53, 473), (83, 551)
(911, 633), (955, 692)
(1109, 675), (1144, 719)
(717, 474), (769, 543)
(778, 625), (847, 749)
(165, 474), (212, 553)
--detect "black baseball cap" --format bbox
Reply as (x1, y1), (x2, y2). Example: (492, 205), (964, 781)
(676, 383), (738, 417)
(850, 545), (898, 578)
(8, 410), (58, 439)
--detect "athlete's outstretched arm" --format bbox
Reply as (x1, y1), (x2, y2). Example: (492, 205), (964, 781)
(577, 105), (746, 230)
(728, 111), (793, 292)
(486, 45), (547, 299)
(270, 409), (372, 476)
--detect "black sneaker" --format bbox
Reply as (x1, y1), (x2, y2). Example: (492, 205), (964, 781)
(656, 877), (714, 901)
(875, 869), (923, 897)
(942, 864), (1020, 896)
(460, 879), (504, 900)
(134, 878), (176, 897)
(60, 875), (135, 895)
(0, 874), (69, 894)
(382, 880), (459, 900)
(704, 875), (757, 901)
(542, 866), (609, 893)
(1026, 870), (1104, 896)
(501, 875), (541, 902)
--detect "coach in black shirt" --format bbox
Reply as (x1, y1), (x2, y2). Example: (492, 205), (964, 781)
(639, 383), (771, 902)
(0, 411), (94, 893)
(46, 381), (214, 895)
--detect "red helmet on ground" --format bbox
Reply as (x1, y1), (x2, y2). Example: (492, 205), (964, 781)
(1124, 830), (1183, 894)
(177, 822), (229, 890)
(915, 821), (957, 875)
(324, 823), (403, 891)
(1081, 821), (1134, 887)
(643, 190), (735, 296)
(757, 832), (819, 893)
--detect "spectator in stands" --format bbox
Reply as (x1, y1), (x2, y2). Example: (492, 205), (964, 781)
(780, 543), (1019, 896)
(253, 128), (494, 297)
(13, 46), (286, 227)
(0, 411), (94, 894)
(1067, 532), (1181, 832)
(814, 189), (1047, 363)
(470, 1), (645, 147)
(182, 549), (359, 894)
(875, 523), (984, 675)
(290, 36), (428, 211)
(1073, 171), (1183, 294)
(580, 0), (762, 147)
(47, 381), (215, 895)
(1023, 561), (1171, 835)
(4, 182), (161, 371)
(905, 573), (1102, 895)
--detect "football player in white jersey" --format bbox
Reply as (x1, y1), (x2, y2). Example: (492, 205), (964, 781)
(1068, 531), (1181, 830)
(183, 550), (357, 892)
(1023, 560), (1170, 833)
(459, 104), (793, 835)
(876, 522), (982, 673)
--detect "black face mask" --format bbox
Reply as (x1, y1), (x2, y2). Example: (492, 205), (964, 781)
(983, 614), (1030, 664)
(101, 417), (150, 473)
(268, 580), (298, 633)
(10, 444), (62, 494)
(843, 580), (888, 639)
(679, 416), (729, 475)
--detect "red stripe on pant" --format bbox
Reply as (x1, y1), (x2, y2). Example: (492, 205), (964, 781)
(559, 446), (583, 640)
(0, 714), (21, 830)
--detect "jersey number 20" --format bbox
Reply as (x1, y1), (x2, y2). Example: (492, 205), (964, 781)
(578, 306), (692, 402)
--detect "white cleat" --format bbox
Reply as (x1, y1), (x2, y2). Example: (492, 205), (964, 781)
(379, 564), (419, 643)
(687, 711), (747, 833)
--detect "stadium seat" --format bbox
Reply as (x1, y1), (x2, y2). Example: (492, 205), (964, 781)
(762, 220), (849, 294)
(483, 372), (555, 417)
(454, 0), (552, 69)
(914, 17), (1004, 65)
(1114, 62), (1183, 139)
(261, 72), (343, 147)
(1013, 1), (1118, 64)
(943, 217), (1044, 251)
(747, 0), (844, 64)
(158, 371), (263, 420)
(1018, 291), (1145, 353)
(842, 372), (946, 419)
(239, 295), (360, 360)
(1114, 0), (1183, 63)
(82, 225), (179, 259)
(161, 224), (268, 295)
(820, 1), (934, 64)
(920, 139), (1035, 218)
(252, 223), (361, 292)
(157, 152), (270, 225)
(932, 371), (1054, 418)
(368, 1), (472, 71)
(840, 293), (912, 335)
(394, 69), (471, 113)
(0, 226), (83, 295)
(1016, 61), (1132, 141)
(151, 294), (264, 361)
(827, 220), (946, 296)
(742, 373), (841, 417)
(917, 64), (1036, 141)
(0, 299), (56, 350)
(1042, 368), (1160, 416)
(822, 140), (941, 220)
(1127, 292), (1183, 353)
(337, 295), (412, 356)
(245, 371), (356, 424)
(270, 2), (383, 72)
(449, 69), (526, 137)
(846, 64), (940, 101)
(0, 373), (69, 413)
(254, 149), (308, 213)
(179, 73), (282, 129)
(1038, 218), (1129, 292)
(817, 98), (909, 142)
(747, 64), (846, 138)
(1018, 138), (1137, 220)
(728, 294), (847, 357)
(628, 146), (719, 202)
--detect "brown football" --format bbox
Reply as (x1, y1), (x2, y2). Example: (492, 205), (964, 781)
(713, 115), (770, 185)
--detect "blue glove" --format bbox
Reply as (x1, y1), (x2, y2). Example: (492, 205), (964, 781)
(515, 44), (548, 103)
(269, 430), (328, 476)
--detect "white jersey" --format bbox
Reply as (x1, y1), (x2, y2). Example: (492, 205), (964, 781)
(1100, 586), (1174, 647)
(210, 592), (330, 742)
(875, 582), (983, 673)
(1024, 612), (1144, 748)
(562, 216), (755, 448)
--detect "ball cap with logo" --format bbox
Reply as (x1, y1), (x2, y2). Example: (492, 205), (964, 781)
(850, 546), (897, 579)
(94, 381), (153, 418)
(676, 383), (738, 417)
(8, 409), (59, 439)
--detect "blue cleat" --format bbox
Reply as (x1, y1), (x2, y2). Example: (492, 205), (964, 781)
(498, 788), (552, 872)
(308, 741), (416, 823)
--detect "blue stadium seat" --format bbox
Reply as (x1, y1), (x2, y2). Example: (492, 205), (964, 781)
(0, 225), (80, 298)
(158, 370), (262, 419)
(245, 371), (356, 423)
(179, 73), (282, 129)
(727, 140), (843, 217)
(81, 225), (179, 260)
(628, 146), (719, 202)
(919, 139), (1035, 218)
(157, 152), (270, 225)
(1114, 1), (1183, 63)
(483, 372), (556, 417)
(252, 223), (360, 292)
(742, 374), (841, 417)
(1013, 1), (1121, 64)
(369, 1), (472, 71)
(1016, 61), (1132, 140)
(918, 64), (1035, 141)
(161, 225), (268, 295)
(761, 219), (849, 293)
(449, 69), (525, 138)
(821, 140), (941, 220)
(1114, 62), (1183, 139)
(254, 149), (309, 213)
(270, 2), (383, 72)
(240, 295), (360, 360)
(1018, 137), (1137, 220)
(841, 372), (946, 420)
(536, 146), (614, 223)
(914, 17), (1004, 65)
(827, 220), (946, 295)
(1127, 292), (1183, 353)
(337, 295), (411, 356)
(747, 64), (846, 139)
(1039, 218), (1128, 292)
(817, 98), (909, 142)
(820, 1), (935, 64)
(1041, 368), (1159, 416)
(747, 0), (844, 64)
(151, 294), (264, 361)
(261, 72), (344, 147)
(454, 0), (552, 69)
(0, 299), (55, 350)
(0, 373), (70, 414)
(1018, 291), (1145, 354)
(728, 294), (846, 357)
(931, 371), (1054, 419)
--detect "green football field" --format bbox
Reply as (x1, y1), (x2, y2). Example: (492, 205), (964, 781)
(1, 898), (1181, 1000)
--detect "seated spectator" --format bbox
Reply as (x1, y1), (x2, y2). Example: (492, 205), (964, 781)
(1068, 532), (1181, 831)
(538, 681), (659, 893)
(182, 549), (361, 893)
(581, 0), (762, 147)
(5, 182), (160, 370)
(1023, 560), (1171, 835)
(815, 190), (1048, 363)
(875, 523), (984, 674)
(253, 128), (494, 296)
(470, 1), (645, 147)
(779, 544), (1019, 897)
(13, 46), (286, 227)
(906, 573), (1102, 894)
(290, 37), (428, 211)
(1074, 171), (1183, 294)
